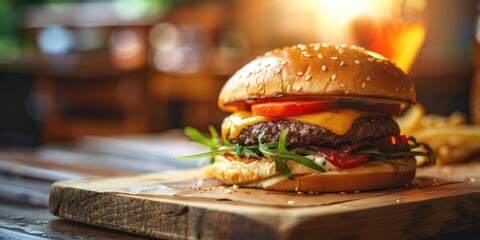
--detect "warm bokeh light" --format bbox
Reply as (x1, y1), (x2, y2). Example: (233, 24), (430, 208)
(109, 28), (145, 70)
(148, 23), (204, 73)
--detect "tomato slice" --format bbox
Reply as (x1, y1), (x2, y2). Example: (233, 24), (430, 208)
(251, 99), (338, 117)
(315, 147), (369, 169)
(374, 135), (408, 147)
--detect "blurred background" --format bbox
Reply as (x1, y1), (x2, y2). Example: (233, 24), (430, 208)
(0, 0), (476, 146)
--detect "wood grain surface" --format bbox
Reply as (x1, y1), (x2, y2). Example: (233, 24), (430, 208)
(49, 162), (480, 239)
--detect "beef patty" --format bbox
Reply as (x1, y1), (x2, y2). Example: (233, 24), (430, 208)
(228, 115), (400, 147)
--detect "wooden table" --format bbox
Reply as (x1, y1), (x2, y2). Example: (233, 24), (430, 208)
(1, 132), (480, 239)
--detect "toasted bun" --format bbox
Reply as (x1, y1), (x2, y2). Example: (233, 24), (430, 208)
(214, 154), (416, 192)
(218, 43), (415, 111)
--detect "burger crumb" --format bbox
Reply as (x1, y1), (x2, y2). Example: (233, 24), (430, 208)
(218, 186), (225, 190)
(226, 189), (232, 194)
(287, 200), (296, 205)
(232, 185), (240, 190)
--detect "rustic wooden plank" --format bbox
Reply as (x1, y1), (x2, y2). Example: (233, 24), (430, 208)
(49, 163), (480, 239)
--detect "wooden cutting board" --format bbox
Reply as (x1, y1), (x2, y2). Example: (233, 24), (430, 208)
(49, 162), (480, 239)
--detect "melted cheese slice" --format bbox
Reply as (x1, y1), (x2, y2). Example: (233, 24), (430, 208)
(221, 108), (372, 140)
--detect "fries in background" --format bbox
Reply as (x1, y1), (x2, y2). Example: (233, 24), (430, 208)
(395, 104), (480, 165)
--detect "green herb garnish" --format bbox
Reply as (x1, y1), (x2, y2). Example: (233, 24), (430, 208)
(357, 136), (435, 165)
(176, 126), (436, 179)
(257, 129), (325, 179)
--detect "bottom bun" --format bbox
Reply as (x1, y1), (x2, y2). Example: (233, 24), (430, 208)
(213, 154), (416, 192)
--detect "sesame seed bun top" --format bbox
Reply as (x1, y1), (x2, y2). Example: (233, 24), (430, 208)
(218, 43), (416, 111)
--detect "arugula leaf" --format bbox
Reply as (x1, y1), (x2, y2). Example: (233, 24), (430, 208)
(257, 129), (326, 179)
(242, 146), (260, 159)
(175, 147), (234, 159)
(184, 126), (219, 148)
(356, 136), (436, 166)
(177, 126), (436, 180)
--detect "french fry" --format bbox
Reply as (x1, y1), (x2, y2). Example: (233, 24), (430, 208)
(413, 126), (480, 165)
(394, 104), (425, 136)
(395, 103), (480, 165)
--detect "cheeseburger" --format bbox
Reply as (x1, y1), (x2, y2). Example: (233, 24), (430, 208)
(180, 43), (434, 192)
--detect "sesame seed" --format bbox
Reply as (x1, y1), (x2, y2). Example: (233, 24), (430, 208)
(232, 185), (240, 190)
(396, 199), (401, 203)
(331, 74), (337, 81)
(274, 68), (281, 74)
(298, 44), (306, 50)
(354, 190), (361, 193)
(218, 186), (225, 190)
(294, 187), (298, 191)
(318, 54), (324, 59)
(280, 61), (287, 65)
(294, 85), (302, 92)
(340, 61), (345, 66)
(359, 47), (365, 50)
(287, 200), (296, 205)
(305, 75), (312, 81)
(313, 46), (320, 51)
(303, 53), (312, 58)
(354, 60), (360, 64)
(226, 189), (232, 194)
(338, 48), (345, 54)
(257, 85), (263, 90)
(367, 58), (373, 62)
(366, 76), (371, 81)
(345, 91), (350, 94)
(339, 192), (347, 195)
(297, 191), (303, 194)
(334, 45), (340, 50)
(321, 65), (327, 72)
(362, 82), (366, 89)
(296, 71), (304, 76)
(340, 83), (345, 88)
(340, 43), (347, 48)
(322, 43), (329, 47)
(330, 56), (338, 60)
